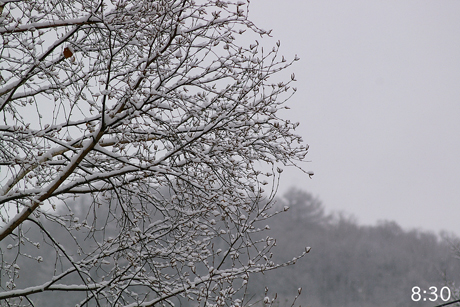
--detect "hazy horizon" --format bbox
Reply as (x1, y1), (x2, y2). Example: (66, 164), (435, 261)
(249, 0), (460, 237)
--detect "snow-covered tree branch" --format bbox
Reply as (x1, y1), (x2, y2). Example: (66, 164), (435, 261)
(0, 0), (311, 305)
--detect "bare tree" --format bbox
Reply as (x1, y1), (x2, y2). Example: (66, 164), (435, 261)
(0, 0), (312, 306)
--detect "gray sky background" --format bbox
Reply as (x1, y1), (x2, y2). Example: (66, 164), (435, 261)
(248, 0), (460, 235)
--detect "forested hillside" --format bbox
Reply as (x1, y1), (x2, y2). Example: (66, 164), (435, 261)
(249, 188), (460, 307)
(2, 189), (460, 307)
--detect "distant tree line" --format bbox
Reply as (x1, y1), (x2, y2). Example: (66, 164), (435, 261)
(2, 188), (460, 307)
(248, 188), (460, 307)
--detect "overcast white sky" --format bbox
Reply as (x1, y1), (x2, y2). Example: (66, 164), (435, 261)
(249, 0), (460, 235)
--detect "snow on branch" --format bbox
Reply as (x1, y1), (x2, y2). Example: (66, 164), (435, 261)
(0, 0), (311, 306)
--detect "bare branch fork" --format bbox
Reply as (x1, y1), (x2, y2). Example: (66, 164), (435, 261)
(0, 0), (311, 305)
